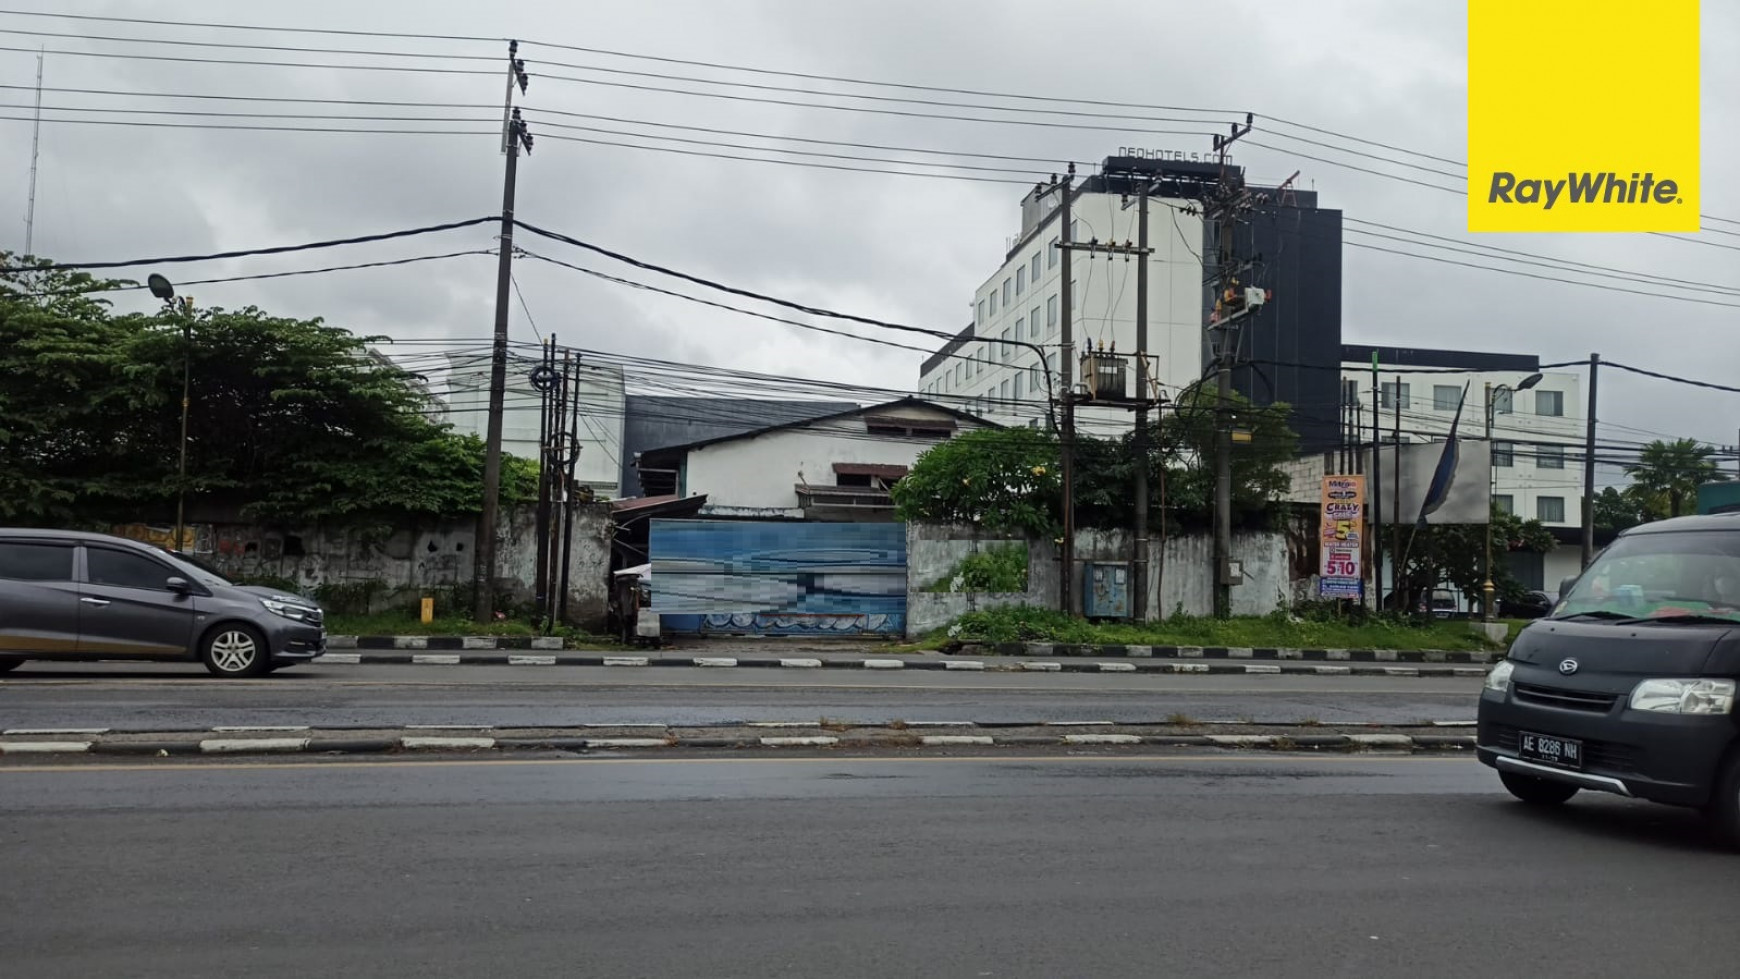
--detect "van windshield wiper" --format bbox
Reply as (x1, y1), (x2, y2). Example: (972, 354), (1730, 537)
(1614, 613), (1740, 626)
(1550, 610), (1632, 621)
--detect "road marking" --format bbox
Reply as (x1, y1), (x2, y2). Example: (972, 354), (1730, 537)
(922, 735), (994, 746)
(401, 736), (495, 749)
(211, 726), (310, 733)
(1061, 734), (1142, 745)
(760, 736), (840, 747)
(412, 654), (461, 666)
(692, 657), (739, 668)
(862, 659), (904, 670)
(780, 658), (823, 669)
(200, 738), (309, 753)
(509, 655), (557, 666)
(0, 741), (92, 753)
(604, 656), (650, 667)
(4, 727), (110, 735)
(0, 753), (1481, 774)
(585, 738), (671, 748)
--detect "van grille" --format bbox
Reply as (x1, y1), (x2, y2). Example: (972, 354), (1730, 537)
(1512, 683), (1619, 713)
(1485, 724), (1639, 773)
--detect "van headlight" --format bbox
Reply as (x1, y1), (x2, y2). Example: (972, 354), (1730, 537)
(1629, 678), (1737, 715)
(1484, 660), (1514, 693)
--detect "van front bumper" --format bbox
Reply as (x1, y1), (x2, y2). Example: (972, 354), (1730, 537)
(1477, 688), (1738, 808)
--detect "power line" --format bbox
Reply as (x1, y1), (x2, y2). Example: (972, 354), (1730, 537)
(0, 113), (490, 136)
(0, 25), (498, 59)
(0, 8), (497, 43)
(8, 249), (492, 297)
(32, 216), (496, 271)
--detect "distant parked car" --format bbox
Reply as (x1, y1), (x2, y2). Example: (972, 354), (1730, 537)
(1499, 589), (1557, 619)
(0, 528), (326, 677)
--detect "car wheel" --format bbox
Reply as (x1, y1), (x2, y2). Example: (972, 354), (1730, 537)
(0, 656), (22, 673)
(201, 625), (270, 678)
(1701, 753), (1740, 850)
(1499, 770), (1580, 805)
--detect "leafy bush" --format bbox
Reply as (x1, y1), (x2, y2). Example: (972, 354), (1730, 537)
(926, 543), (1029, 593)
(937, 603), (1502, 651)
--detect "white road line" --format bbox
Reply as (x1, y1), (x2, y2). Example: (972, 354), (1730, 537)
(1243, 664), (1282, 674)
(584, 738), (671, 748)
(403, 725), (495, 731)
(199, 738), (310, 754)
(862, 659), (904, 670)
(211, 726), (310, 733)
(922, 735), (994, 746)
(509, 655), (557, 666)
(692, 657), (739, 668)
(4, 727), (110, 735)
(400, 736), (496, 749)
(1098, 663), (1137, 672)
(760, 736), (840, 747)
(320, 653), (362, 664)
(779, 658), (823, 669)
(1021, 662), (1062, 672)
(604, 656), (650, 667)
(1061, 734), (1142, 746)
(943, 661), (985, 670)
(412, 654), (461, 666)
(0, 741), (92, 754)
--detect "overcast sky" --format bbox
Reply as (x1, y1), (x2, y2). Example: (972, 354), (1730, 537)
(2, 0), (1735, 481)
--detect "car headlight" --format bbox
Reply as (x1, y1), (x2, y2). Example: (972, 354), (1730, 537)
(1629, 678), (1737, 715)
(261, 597), (317, 623)
(1484, 660), (1514, 692)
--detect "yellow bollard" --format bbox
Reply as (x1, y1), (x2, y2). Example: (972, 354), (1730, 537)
(420, 597), (434, 624)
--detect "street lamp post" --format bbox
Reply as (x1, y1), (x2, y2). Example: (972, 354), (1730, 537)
(1483, 371), (1543, 621)
(147, 274), (192, 553)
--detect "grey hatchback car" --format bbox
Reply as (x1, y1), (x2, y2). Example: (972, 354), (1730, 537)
(0, 528), (325, 677)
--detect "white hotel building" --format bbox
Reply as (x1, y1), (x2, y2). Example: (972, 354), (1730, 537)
(917, 158), (1215, 438)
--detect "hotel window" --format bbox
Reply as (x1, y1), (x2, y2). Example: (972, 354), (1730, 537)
(1048, 235), (1059, 268)
(1031, 252), (1042, 283)
(1493, 441), (1514, 467)
(1030, 305), (1041, 338)
(989, 291), (998, 315)
(1047, 295), (1058, 332)
(1492, 388), (1513, 414)
(977, 299), (985, 324)
(1380, 381), (1410, 410)
(1002, 277), (1012, 305)
(1494, 494), (1514, 514)
(1433, 385), (1460, 411)
(1535, 444), (1565, 470)
(1536, 390), (1564, 417)
(1016, 266), (1025, 296)
(1537, 496), (1565, 523)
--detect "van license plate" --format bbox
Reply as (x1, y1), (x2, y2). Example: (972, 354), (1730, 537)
(1519, 731), (1583, 770)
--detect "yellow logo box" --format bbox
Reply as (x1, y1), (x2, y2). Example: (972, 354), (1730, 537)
(1467, 0), (1700, 233)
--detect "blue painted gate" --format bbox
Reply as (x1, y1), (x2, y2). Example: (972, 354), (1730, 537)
(648, 519), (906, 637)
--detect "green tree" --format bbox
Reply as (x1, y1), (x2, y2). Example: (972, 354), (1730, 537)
(1391, 504), (1557, 609)
(891, 428), (1061, 536)
(1625, 438), (1727, 518)
(0, 253), (535, 526)
(1592, 485), (1649, 532)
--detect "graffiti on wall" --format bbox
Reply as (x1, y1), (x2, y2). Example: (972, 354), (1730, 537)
(110, 523), (218, 555)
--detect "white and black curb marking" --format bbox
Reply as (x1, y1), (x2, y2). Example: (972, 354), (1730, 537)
(326, 636), (1502, 665)
(0, 726), (1481, 758)
(302, 653), (1497, 679)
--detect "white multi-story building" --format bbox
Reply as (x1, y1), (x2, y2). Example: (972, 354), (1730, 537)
(1334, 344), (1589, 595)
(917, 159), (1213, 439)
(439, 352), (627, 499)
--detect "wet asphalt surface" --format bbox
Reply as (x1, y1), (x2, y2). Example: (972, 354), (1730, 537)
(0, 661), (1481, 729)
(4, 751), (1736, 977)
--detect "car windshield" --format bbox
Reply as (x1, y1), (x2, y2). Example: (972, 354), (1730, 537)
(1554, 529), (1740, 624)
(157, 549), (234, 589)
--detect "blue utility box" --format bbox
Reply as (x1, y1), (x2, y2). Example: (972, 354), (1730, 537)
(1082, 561), (1132, 619)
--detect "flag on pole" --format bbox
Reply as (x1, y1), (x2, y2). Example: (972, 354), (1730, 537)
(1416, 380), (1471, 528)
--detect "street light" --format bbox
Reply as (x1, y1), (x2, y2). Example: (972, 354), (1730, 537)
(1483, 371), (1543, 620)
(148, 274), (193, 554)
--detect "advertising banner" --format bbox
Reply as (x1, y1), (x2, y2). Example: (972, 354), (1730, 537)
(1319, 475), (1365, 600)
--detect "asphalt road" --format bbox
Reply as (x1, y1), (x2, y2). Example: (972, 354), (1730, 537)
(0, 662), (1481, 728)
(5, 752), (1736, 977)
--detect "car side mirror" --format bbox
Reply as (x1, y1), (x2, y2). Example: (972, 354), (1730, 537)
(1558, 576), (1579, 598)
(166, 576), (192, 594)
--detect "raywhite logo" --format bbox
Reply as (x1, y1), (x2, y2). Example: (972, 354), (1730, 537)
(1488, 172), (1683, 209)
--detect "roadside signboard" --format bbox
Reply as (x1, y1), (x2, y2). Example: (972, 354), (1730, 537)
(1318, 475), (1365, 600)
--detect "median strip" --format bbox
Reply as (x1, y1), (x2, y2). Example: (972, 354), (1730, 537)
(0, 721), (1483, 762)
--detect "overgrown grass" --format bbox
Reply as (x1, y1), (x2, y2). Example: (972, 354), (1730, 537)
(323, 612), (618, 646)
(927, 605), (1503, 651)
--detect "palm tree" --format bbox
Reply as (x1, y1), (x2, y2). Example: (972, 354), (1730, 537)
(1625, 438), (1728, 518)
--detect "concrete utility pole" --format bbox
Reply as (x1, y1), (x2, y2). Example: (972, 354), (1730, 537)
(1370, 352), (1382, 609)
(1581, 352), (1600, 568)
(1206, 116), (1253, 618)
(474, 45), (532, 622)
(1132, 184), (1151, 621)
(1057, 166), (1077, 616)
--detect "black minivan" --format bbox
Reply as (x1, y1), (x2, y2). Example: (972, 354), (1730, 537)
(1478, 512), (1740, 845)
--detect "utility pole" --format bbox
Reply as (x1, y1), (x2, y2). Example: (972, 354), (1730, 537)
(1206, 116), (1253, 618)
(1482, 381), (1496, 621)
(1370, 352), (1382, 609)
(1581, 352), (1600, 568)
(24, 49), (42, 257)
(1132, 184), (1151, 621)
(1393, 383), (1403, 608)
(474, 45), (532, 622)
(1057, 166), (1077, 616)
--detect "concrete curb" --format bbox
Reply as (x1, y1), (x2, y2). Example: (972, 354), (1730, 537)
(305, 651), (1492, 678)
(323, 636), (1502, 664)
(0, 727), (1481, 758)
